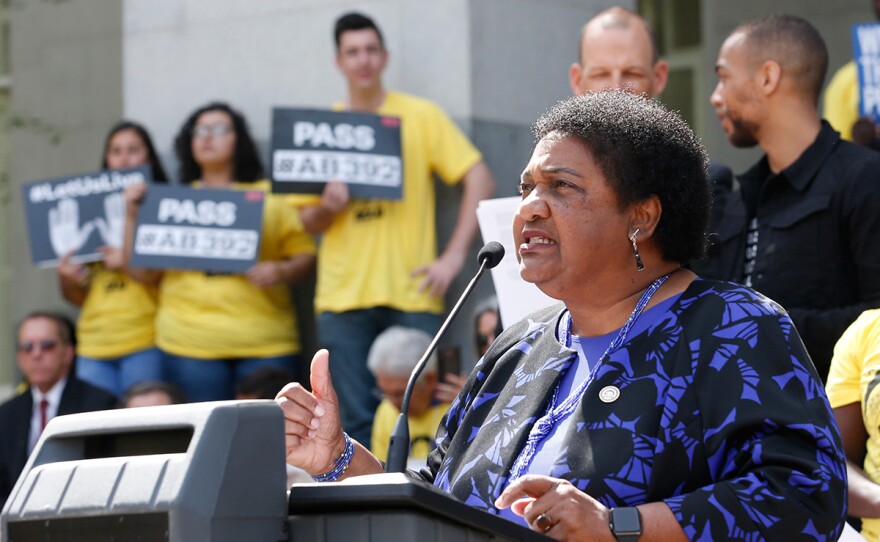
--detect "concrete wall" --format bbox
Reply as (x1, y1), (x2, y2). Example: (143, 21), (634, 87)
(6, 0), (123, 389)
(0, 2), (11, 398)
(122, 0), (477, 173)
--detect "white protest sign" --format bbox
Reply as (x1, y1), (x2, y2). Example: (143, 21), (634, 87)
(476, 196), (558, 327)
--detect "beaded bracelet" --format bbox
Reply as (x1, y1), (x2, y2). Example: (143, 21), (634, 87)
(312, 432), (354, 482)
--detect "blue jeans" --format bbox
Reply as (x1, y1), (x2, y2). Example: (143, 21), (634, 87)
(317, 308), (441, 447)
(76, 347), (166, 397)
(164, 352), (300, 403)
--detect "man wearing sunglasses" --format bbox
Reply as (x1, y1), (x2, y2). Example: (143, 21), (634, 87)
(0, 311), (116, 508)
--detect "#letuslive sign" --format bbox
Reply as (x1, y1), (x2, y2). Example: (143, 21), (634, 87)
(271, 108), (402, 199)
(130, 185), (264, 273)
(21, 166), (151, 268)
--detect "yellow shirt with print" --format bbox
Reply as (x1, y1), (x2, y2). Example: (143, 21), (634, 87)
(826, 308), (880, 542)
(370, 398), (450, 463)
(291, 91), (482, 315)
(156, 180), (315, 359)
(77, 265), (158, 358)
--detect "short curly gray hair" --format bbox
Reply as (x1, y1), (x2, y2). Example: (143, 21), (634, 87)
(366, 326), (437, 379)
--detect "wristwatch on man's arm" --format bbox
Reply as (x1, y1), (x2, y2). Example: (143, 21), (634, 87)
(609, 507), (642, 542)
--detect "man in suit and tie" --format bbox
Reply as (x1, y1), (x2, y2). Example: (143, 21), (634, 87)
(0, 311), (116, 508)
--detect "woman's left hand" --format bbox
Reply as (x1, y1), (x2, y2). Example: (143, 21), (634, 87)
(247, 261), (282, 288)
(99, 246), (126, 270)
(495, 475), (613, 541)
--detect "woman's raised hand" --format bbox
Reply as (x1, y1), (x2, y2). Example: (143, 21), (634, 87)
(275, 349), (347, 475)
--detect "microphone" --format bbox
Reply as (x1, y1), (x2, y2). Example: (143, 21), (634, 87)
(477, 241), (505, 268)
(385, 241), (505, 473)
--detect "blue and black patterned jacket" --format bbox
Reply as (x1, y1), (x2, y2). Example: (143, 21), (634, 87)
(421, 279), (847, 540)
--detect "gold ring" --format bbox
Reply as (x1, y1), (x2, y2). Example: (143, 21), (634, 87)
(535, 512), (553, 532)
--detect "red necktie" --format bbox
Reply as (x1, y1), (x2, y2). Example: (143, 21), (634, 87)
(39, 399), (49, 433)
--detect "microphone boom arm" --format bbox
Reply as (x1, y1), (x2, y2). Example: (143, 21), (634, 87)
(385, 242), (503, 473)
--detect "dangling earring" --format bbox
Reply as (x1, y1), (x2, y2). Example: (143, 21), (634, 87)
(630, 229), (644, 271)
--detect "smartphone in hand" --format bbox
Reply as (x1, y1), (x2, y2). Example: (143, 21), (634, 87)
(437, 346), (461, 383)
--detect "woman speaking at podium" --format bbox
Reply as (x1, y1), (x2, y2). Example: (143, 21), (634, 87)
(278, 91), (847, 541)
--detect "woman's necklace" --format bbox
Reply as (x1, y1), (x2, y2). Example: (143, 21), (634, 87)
(507, 273), (670, 481)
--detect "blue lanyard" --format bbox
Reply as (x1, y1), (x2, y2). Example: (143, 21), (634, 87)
(508, 274), (670, 480)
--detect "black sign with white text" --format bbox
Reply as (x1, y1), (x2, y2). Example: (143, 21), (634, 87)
(130, 185), (264, 273)
(22, 166), (151, 267)
(854, 22), (880, 122)
(271, 108), (403, 199)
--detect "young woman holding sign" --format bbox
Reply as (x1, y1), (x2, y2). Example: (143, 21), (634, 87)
(57, 121), (169, 397)
(125, 102), (316, 402)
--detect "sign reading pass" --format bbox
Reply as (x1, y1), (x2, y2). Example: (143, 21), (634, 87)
(270, 108), (403, 199)
(130, 185), (264, 273)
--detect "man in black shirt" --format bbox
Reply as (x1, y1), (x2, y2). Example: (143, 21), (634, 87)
(710, 14), (880, 380)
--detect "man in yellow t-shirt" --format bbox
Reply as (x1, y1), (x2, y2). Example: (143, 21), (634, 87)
(296, 12), (495, 446)
(367, 326), (450, 467)
(824, 60), (880, 149)
(826, 309), (880, 541)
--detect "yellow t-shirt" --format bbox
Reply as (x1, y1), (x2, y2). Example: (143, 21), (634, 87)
(156, 180), (315, 359)
(76, 265), (158, 358)
(823, 61), (859, 142)
(292, 91), (482, 315)
(826, 308), (880, 541)
(370, 398), (450, 463)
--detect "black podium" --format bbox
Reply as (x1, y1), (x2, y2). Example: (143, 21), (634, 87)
(1, 401), (288, 542)
(287, 472), (552, 542)
(1, 401), (552, 541)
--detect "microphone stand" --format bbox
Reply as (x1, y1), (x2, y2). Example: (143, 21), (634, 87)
(385, 248), (500, 473)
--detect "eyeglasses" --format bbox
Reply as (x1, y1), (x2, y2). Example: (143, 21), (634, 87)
(17, 339), (60, 354)
(192, 123), (233, 138)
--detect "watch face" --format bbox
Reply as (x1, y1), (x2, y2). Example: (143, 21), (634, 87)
(611, 507), (642, 534)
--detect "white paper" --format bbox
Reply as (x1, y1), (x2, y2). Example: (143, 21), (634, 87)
(477, 197), (557, 327)
(839, 522), (867, 542)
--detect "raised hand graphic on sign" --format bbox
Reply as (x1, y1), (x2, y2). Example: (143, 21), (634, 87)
(48, 198), (96, 257)
(94, 192), (126, 247)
